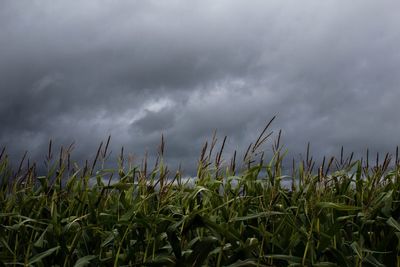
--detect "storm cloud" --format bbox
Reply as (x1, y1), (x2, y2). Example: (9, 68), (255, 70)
(1, 1), (400, 173)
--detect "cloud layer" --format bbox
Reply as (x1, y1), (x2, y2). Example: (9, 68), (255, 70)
(1, 1), (400, 173)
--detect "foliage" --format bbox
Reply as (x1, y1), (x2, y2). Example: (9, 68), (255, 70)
(1, 121), (400, 266)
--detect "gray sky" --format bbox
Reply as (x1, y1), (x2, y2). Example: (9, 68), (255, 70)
(1, 1), (400, 173)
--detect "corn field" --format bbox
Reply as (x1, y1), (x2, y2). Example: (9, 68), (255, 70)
(1, 120), (400, 266)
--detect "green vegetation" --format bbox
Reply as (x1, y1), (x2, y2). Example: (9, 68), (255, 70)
(1, 120), (400, 266)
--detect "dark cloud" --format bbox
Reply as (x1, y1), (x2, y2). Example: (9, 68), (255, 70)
(133, 107), (176, 134)
(1, 1), (400, 174)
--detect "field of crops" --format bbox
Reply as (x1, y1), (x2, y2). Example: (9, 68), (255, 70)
(1, 122), (400, 266)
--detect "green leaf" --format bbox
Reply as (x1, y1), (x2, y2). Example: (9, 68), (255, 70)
(317, 202), (361, 211)
(167, 228), (182, 259)
(142, 254), (175, 266)
(364, 254), (385, 267)
(387, 217), (400, 232)
(119, 207), (136, 221)
(0, 236), (14, 255)
(28, 246), (60, 265)
(33, 228), (48, 248)
(6, 218), (38, 231)
(73, 255), (97, 267)
(313, 263), (339, 267)
(101, 229), (118, 247)
(351, 242), (362, 259)
(265, 254), (302, 264)
(230, 211), (285, 222)
(381, 190), (393, 216)
(225, 259), (267, 267)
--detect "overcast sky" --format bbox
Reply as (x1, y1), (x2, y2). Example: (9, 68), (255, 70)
(1, 1), (400, 173)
